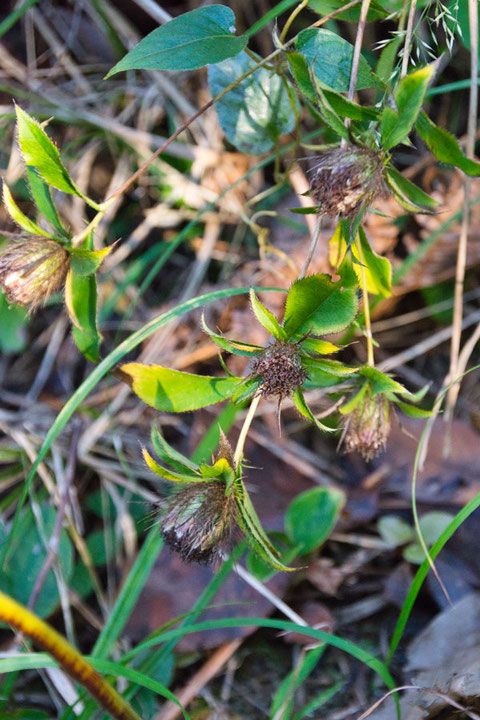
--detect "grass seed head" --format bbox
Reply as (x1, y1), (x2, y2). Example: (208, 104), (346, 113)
(0, 237), (69, 310)
(309, 146), (386, 218)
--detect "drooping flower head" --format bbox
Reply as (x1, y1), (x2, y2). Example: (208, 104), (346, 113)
(309, 145), (386, 218)
(0, 237), (69, 310)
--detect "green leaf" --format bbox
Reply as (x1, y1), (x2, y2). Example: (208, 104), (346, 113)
(2, 183), (55, 238)
(236, 481), (293, 571)
(65, 268), (101, 363)
(15, 106), (100, 208)
(300, 338), (340, 355)
(418, 512), (454, 546)
(309, 83), (350, 140)
(249, 289), (287, 341)
(117, 364), (242, 412)
(395, 400), (433, 418)
(385, 165), (438, 213)
(142, 448), (202, 483)
(358, 366), (408, 395)
(376, 35), (403, 84)
(283, 274), (358, 338)
(0, 292), (27, 354)
(295, 28), (383, 93)
(285, 487), (345, 554)
(380, 65), (434, 150)
(0, 506), (73, 618)
(152, 426), (199, 473)
(377, 515), (414, 547)
(106, 5), (246, 76)
(246, 532), (297, 582)
(69, 245), (113, 276)
(416, 111), (480, 176)
(208, 51), (299, 154)
(26, 167), (66, 235)
(356, 227), (392, 297)
(291, 387), (336, 432)
(308, 0), (388, 21)
(302, 357), (358, 389)
(270, 645), (327, 720)
(201, 315), (263, 356)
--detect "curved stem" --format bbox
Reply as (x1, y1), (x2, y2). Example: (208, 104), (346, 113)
(0, 591), (141, 720)
(234, 394), (261, 468)
(357, 239), (374, 366)
(279, 0), (310, 44)
(400, 0), (417, 78)
(299, 215), (322, 279)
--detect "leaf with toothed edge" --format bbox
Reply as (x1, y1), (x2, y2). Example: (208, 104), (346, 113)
(249, 289), (287, 341)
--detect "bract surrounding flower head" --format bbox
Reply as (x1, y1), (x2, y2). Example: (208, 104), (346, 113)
(342, 387), (391, 461)
(309, 145), (386, 218)
(0, 237), (69, 310)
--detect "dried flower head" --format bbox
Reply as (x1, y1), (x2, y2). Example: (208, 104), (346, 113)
(0, 237), (69, 310)
(159, 481), (239, 565)
(309, 146), (386, 218)
(250, 342), (307, 400)
(341, 389), (391, 461)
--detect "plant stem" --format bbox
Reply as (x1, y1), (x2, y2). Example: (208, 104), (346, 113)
(0, 591), (142, 720)
(347, 0), (371, 104)
(234, 394), (261, 467)
(400, 0), (417, 77)
(279, 0), (310, 43)
(358, 240), (374, 366)
(445, 0), (478, 430)
(299, 215), (322, 279)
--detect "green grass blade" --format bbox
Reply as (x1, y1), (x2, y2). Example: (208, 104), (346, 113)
(388, 492), (480, 663)
(0, 0), (39, 38)
(91, 529), (163, 660)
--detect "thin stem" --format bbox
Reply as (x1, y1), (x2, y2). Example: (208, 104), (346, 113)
(234, 394), (261, 467)
(357, 239), (374, 366)
(299, 215), (322, 279)
(445, 0), (478, 428)
(343, 0), (371, 139)
(279, 0), (310, 43)
(401, 0), (418, 77)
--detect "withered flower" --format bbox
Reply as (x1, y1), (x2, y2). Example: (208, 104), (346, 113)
(341, 387), (391, 461)
(160, 481), (239, 565)
(309, 145), (386, 218)
(0, 237), (69, 310)
(250, 342), (307, 400)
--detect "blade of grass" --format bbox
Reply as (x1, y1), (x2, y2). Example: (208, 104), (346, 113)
(0, 0), (39, 38)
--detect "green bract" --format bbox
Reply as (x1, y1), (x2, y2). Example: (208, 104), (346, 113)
(144, 427), (291, 570)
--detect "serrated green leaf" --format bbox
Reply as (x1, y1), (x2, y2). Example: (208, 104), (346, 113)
(359, 366), (408, 395)
(300, 338), (340, 355)
(285, 487), (345, 554)
(201, 314), (263, 356)
(26, 167), (66, 235)
(416, 111), (480, 176)
(291, 387), (336, 432)
(208, 51), (299, 154)
(152, 426), (199, 473)
(338, 383), (368, 415)
(107, 5), (246, 76)
(2, 183), (55, 238)
(15, 106), (100, 209)
(395, 400), (433, 418)
(284, 274), (358, 338)
(117, 364), (242, 412)
(380, 65), (434, 150)
(357, 226), (392, 297)
(65, 268), (101, 363)
(69, 245), (113, 276)
(295, 28), (383, 93)
(385, 165), (438, 212)
(236, 481), (293, 571)
(249, 289), (286, 341)
(142, 448), (202, 483)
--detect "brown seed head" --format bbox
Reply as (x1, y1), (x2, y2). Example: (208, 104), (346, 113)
(251, 343), (306, 400)
(159, 481), (238, 565)
(309, 146), (385, 218)
(342, 390), (391, 461)
(0, 237), (70, 310)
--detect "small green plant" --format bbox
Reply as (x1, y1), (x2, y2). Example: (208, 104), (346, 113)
(0, 1), (478, 718)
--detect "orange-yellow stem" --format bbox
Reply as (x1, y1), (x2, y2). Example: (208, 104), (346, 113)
(0, 590), (141, 720)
